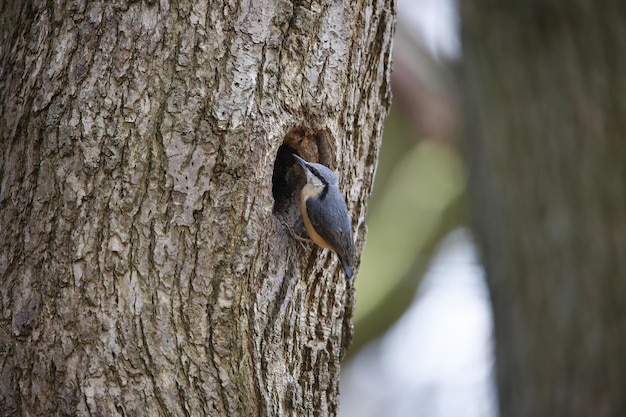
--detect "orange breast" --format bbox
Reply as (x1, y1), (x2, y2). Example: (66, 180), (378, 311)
(300, 196), (333, 250)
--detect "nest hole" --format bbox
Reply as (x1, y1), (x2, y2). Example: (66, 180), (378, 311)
(272, 127), (333, 221)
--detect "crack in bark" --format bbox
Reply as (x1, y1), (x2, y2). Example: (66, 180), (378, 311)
(138, 316), (174, 417)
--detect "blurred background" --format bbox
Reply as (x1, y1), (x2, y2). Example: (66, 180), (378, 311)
(339, 1), (496, 416)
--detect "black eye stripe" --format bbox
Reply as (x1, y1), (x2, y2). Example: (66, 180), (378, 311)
(308, 165), (329, 199)
(309, 166), (329, 186)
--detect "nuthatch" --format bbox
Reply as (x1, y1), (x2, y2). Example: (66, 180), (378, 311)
(293, 154), (356, 279)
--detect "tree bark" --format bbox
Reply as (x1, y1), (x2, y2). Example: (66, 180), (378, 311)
(0, 1), (394, 416)
(461, 2), (626, 416)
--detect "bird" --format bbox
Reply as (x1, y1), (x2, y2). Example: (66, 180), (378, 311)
(292, 154), (356, 279)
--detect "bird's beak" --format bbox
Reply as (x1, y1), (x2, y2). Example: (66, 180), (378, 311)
(293, 154), (308, 170)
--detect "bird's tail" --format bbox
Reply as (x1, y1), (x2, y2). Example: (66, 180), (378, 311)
(340, 257), (354, 279)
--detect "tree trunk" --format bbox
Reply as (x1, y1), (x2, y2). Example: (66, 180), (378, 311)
(0, 1), (394, 415)
(461, 3), (626, 416)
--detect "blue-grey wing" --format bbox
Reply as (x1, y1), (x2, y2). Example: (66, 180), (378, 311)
(306, 190), (355, 266)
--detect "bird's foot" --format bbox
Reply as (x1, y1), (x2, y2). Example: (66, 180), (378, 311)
(283, 221), (312, 251)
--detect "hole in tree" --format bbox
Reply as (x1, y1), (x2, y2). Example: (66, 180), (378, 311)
(272, 127), (333, 223)
(272, 143), (301, 218)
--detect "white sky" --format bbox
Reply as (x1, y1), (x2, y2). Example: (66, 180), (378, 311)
(340, 230), (496, 417)
(397, 0), (460, 58)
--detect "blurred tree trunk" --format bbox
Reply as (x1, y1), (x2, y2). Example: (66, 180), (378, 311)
(461, 2), (626, 417)
(0, 1), (393, 416)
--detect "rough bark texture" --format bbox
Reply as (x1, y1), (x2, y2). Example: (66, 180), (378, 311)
(0, 1), (394, 416)
(461, 2), (626, 417)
